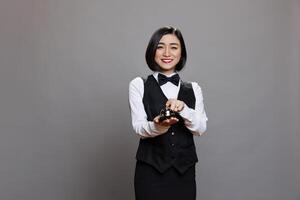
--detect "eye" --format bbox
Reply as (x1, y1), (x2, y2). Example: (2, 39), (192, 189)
(171, 46), (178, 50)
(157, 46), (163, 49)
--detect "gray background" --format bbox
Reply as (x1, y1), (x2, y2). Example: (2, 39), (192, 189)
(0, 0), (299, 199)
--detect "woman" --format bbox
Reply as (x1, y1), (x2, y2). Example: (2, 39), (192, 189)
(129, 26), (208, 200)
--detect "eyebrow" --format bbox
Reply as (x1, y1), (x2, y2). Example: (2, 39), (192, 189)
(158, 42), (179, 46)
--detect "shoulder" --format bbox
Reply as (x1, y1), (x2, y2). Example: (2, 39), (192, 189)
(190, 82), (205, 101)
(181, 80), (202, 89)
(129, 77), (145, 94)
(190, 81), (203, 91)
(129, 74), (154, 87)
(129, 76), (144, 86)
(181, 80), (204, 95)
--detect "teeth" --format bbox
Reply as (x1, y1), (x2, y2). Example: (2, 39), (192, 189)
(162, 59), (172, 63)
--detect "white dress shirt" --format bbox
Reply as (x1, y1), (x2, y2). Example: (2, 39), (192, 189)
(129, 72), (208, 138)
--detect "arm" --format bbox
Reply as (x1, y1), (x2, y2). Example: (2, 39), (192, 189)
(128, 77), (170, 138)
(179, 82), (208, 136)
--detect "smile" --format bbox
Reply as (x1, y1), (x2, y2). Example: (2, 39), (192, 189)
(161, 59), (173, 63)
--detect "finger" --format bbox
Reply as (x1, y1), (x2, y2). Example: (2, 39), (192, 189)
(166, 99), (177, 108)
(174, 101), (181, 112)
(176, 101), (184, 111)
(161, 118), (169, 124)
(169, 118), (179, 125)
(165, 119), (171, 124)
(171, 117), (179, 122)
(174, 105), (179, 112)
(180, 102), (185, 111)
(154, 115), (162, 124)
(176, 104), (183, 112)
(165, 100), (171, 108)
(170, 101), (177, 111)
(162, 120), (172, 126)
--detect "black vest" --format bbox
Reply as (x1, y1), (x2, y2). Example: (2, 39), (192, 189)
(135, 75), (198, 174)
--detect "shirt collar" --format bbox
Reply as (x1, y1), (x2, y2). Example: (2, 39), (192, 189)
(153, 71), (178, 82)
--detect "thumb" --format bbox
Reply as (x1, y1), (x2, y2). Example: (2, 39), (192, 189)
(153, 116), (160, 123)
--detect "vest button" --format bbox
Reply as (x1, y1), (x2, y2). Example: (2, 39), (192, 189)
(171, 143), (175, 146)
(171, 132), (175, 136)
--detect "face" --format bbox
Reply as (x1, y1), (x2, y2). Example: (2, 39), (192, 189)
(154, 34), (181, 75)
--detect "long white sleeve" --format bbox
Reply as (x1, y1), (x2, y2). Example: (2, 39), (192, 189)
(129, 77), (170, 138)
(179, 82), (208, 136)
(128, 73), (208, 138)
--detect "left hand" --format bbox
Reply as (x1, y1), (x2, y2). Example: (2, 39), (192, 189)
(166, 99), (185, 112)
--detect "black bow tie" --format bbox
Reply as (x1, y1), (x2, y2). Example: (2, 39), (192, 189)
(158, 73), (180, 86)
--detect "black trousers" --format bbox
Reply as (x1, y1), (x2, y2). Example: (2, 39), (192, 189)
(134, 160), (196, 200)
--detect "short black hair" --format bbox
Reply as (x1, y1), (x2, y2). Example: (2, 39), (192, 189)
(145, 26), (187, 72)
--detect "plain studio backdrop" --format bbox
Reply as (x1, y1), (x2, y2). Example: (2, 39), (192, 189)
(0, 0), (299, 200)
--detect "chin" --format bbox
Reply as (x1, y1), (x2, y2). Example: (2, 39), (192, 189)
(159, 64), (175, 70)
(160, 68), (175, 72)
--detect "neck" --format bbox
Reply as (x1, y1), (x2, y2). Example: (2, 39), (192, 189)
(159, 70), (176, 76)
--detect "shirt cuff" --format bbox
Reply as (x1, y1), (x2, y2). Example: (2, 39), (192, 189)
(179, 103), (194, 122)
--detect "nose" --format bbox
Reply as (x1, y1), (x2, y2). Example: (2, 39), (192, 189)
(163, 47), (170, 57)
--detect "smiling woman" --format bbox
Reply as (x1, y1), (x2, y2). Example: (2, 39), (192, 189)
(129, 26), (208, 200)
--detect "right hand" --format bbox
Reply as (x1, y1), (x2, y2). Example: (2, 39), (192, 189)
(153, 115), (179, 127)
